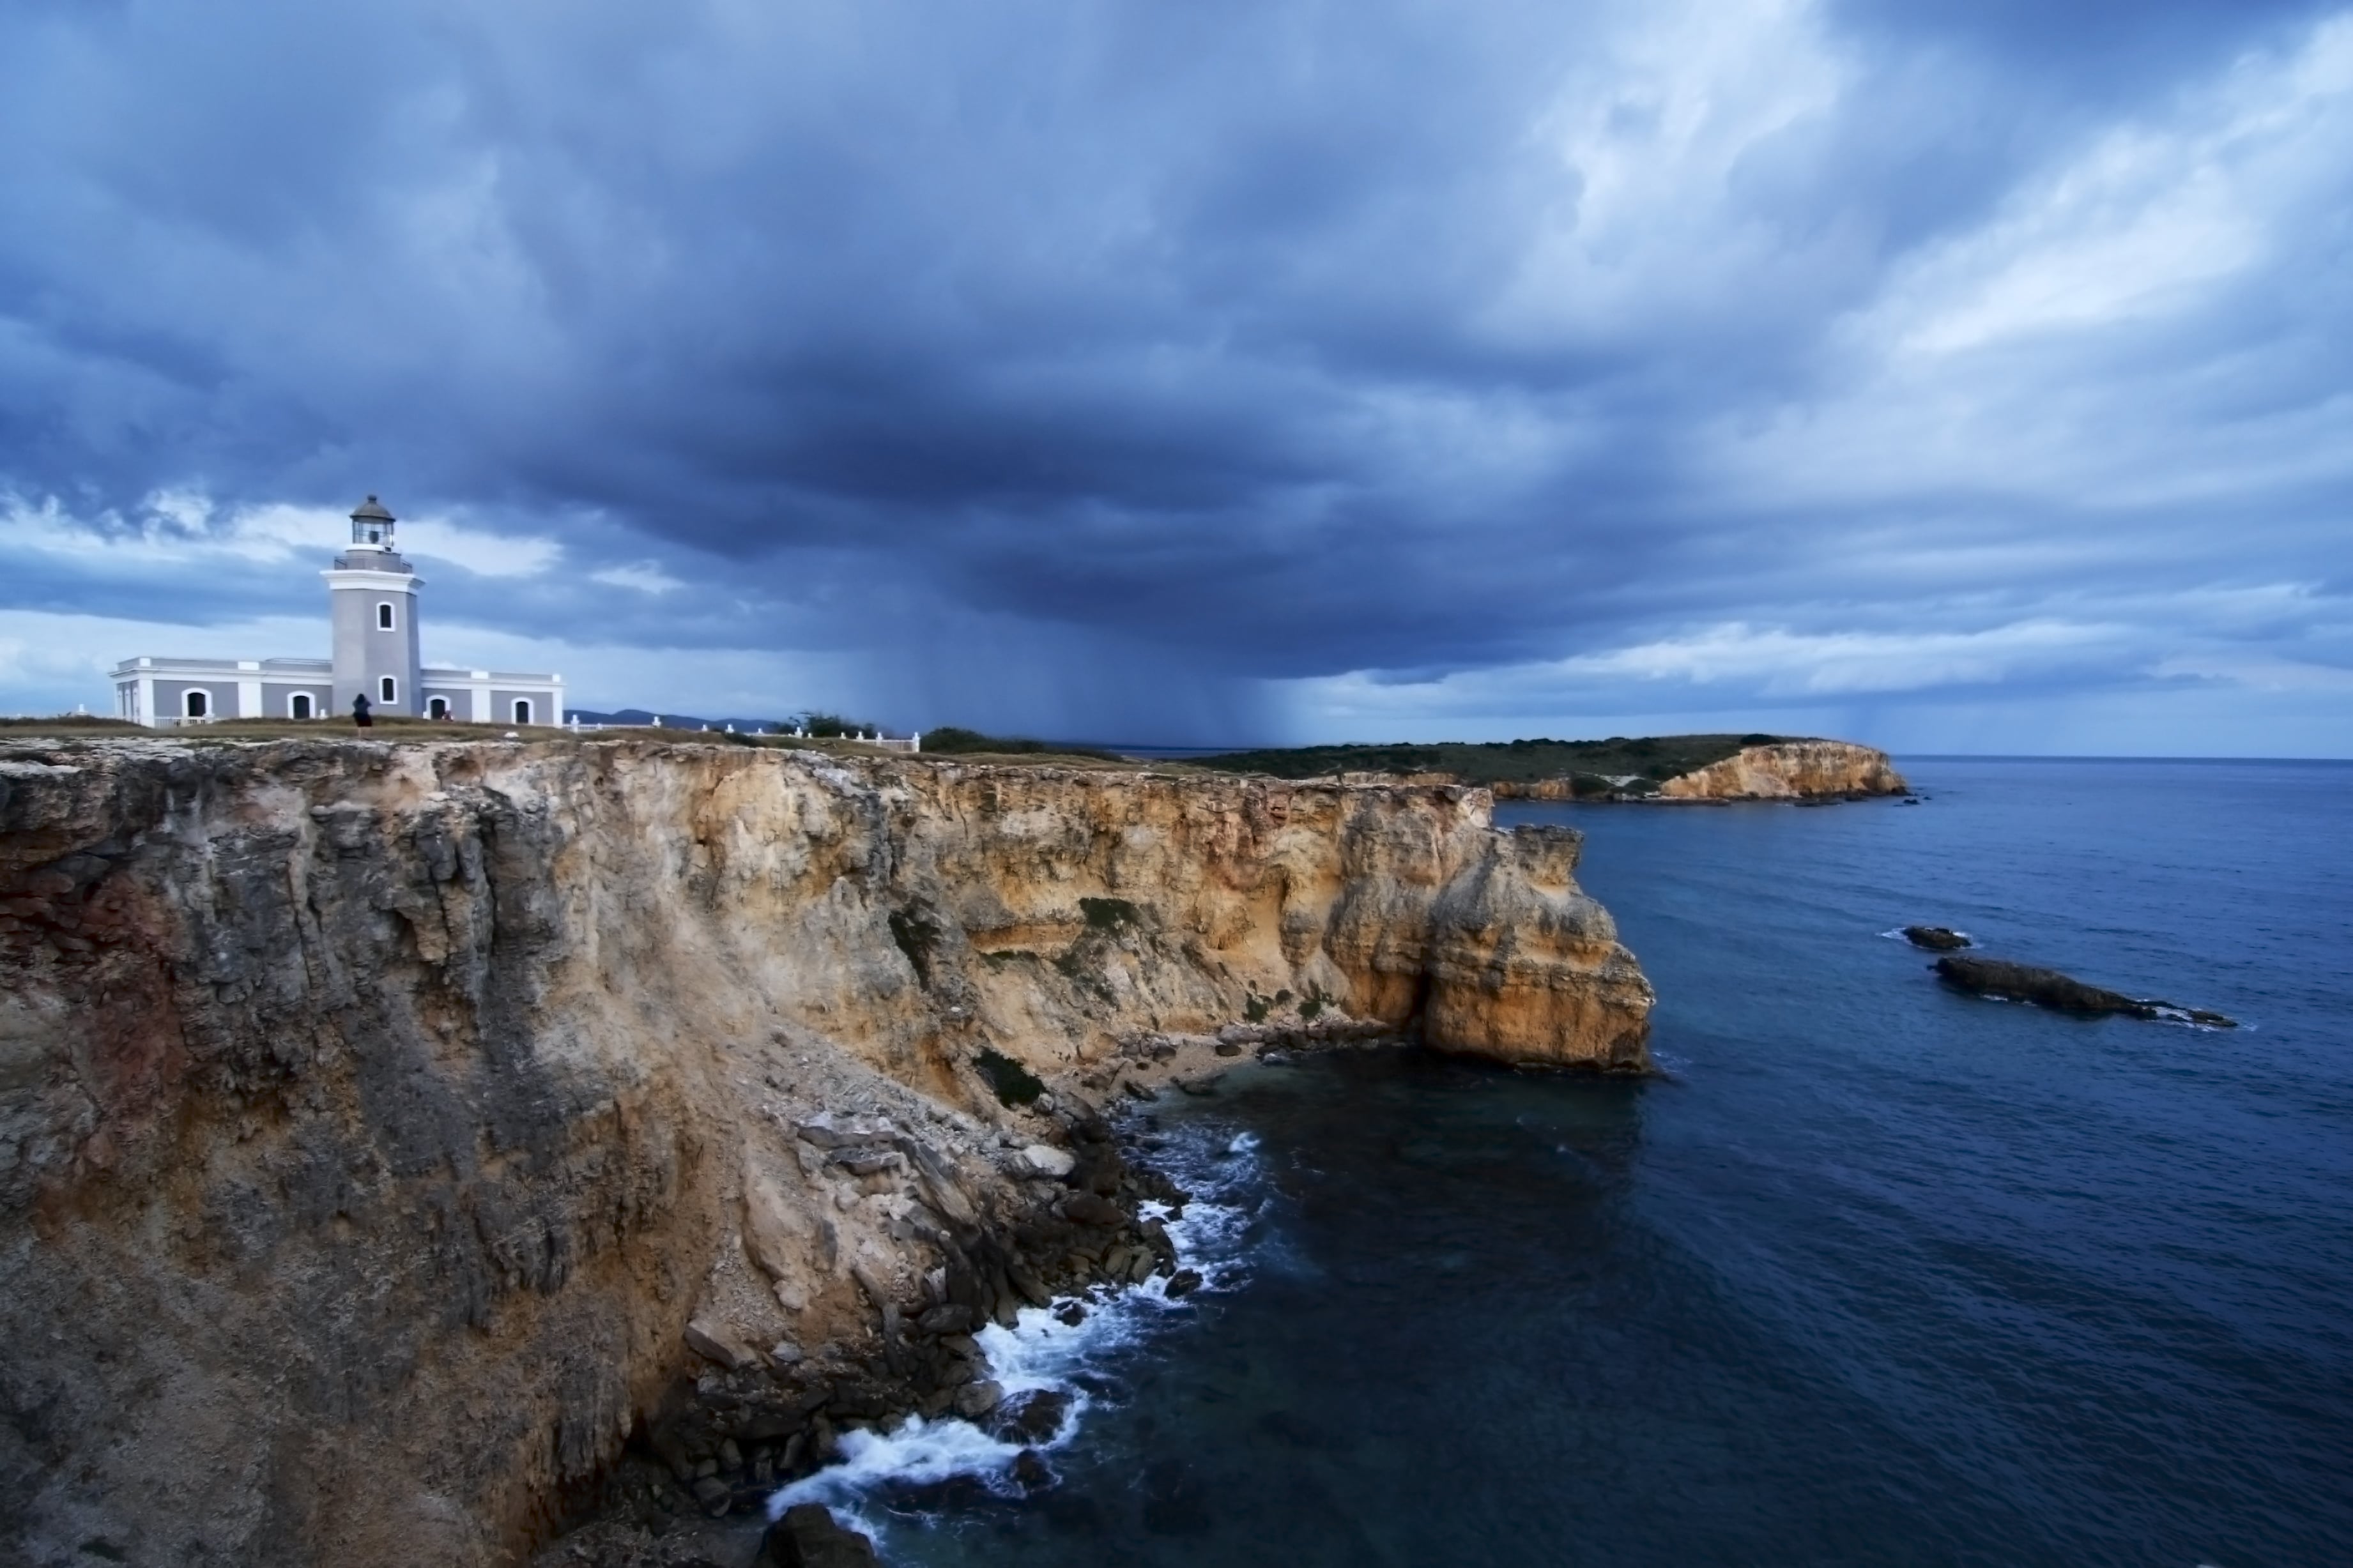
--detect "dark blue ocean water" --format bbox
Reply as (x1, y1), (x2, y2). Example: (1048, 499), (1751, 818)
(833, 758), (2353, 1567)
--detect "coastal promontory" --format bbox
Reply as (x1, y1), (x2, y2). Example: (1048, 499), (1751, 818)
(0, 735), (1650, 1566)
(1194, 733), (1907, 802)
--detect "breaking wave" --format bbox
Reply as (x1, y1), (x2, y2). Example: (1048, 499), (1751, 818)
(767, 1106), (1267, 1544)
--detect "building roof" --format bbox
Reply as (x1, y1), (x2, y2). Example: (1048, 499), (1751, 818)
(349, 494), (395, 523)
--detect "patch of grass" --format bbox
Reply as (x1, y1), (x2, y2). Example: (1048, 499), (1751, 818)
(974, 1046), (1045, 1107)
(1079, 896), (1139, 931)
(0, 715), (141, 731)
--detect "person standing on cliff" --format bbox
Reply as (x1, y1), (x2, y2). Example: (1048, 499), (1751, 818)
(351, 693), (372, 729)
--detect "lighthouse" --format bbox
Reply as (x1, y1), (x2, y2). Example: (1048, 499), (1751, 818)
(324, 495), (424, 718)
(110, 492), (562, 726)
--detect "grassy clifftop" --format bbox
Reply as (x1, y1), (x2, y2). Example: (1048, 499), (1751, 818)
(1192, 733), (1796, 793)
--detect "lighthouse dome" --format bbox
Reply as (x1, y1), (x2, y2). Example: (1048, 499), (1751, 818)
(349, 494), (396, 547)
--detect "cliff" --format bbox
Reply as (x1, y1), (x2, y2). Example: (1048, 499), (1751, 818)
(1654, 740), (1906, 800)
(0, 738), (1650, 1566)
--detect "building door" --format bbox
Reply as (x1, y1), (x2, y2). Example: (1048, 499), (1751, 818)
(291, 693), (313, 720)
(185, 690), (208, 719)
(427, 697), (449, 720)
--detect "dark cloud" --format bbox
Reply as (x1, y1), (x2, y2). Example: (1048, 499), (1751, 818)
(1, 0), (2349, 747)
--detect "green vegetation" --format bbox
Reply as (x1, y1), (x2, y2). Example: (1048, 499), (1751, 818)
(921, 726), (1127, 763)
(974, 1046), (1045, 1107)
(1192, 733), (1798, 789)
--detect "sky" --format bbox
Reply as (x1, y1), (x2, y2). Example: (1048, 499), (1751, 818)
(3, 0), (2349, 754)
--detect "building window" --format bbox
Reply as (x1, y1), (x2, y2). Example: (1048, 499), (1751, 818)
(512, 698), (533, 725)
(291, 693), (313, 720)
(377, 602), (395, 630)
(184, 689), (209, 719)
(380, 676), (397, 703)
(427, 697), (449, 720)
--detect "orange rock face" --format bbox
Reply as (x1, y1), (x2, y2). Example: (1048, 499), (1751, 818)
(1657, 740), (1907, 800)
(1421, 826), (1655, 1067)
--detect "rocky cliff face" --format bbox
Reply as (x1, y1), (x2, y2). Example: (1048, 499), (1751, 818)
(0, 738), (1650, 1567)
(1655, 740), (1906, 800)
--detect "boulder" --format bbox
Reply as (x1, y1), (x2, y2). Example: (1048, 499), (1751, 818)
(1016, 1144), (1076, 1179)
(1902, 925), (1971, 951)
(953, 1380), (1004, 1418)
(1062, 1192), (1122, 1228)
(683, 1316), (756, 1371)
(762, 1503), (881, 1567)
(988, 1387), (1072, 1445)
(916, 1303), (975, 1336)
(792, 1114), (896, 1150)
(742, 1167), (816, 1284)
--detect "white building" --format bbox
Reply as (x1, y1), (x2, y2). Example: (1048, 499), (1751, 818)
(111, 496), (564, 727)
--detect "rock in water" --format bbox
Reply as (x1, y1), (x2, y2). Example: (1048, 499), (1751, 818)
(1934, 955), (2236, 1028)
(1903, 925), (1972, 951)
(763, 1503), (880, 1567)
(989, 1387), (1073, 1445)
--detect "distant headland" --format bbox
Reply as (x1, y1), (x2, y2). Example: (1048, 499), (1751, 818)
(1188, 734), (1908, 802)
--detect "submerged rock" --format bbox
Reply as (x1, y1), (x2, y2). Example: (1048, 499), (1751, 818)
(1934, 955), (2236, 1028)
(1903, 925), (1972, 951)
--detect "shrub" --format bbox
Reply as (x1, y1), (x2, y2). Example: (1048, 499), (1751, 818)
(923, 726), (1126, 762)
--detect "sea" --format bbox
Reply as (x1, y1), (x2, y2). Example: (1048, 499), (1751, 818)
(773, 757), (2353, 1567)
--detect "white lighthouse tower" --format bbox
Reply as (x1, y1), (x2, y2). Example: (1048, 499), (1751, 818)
(324, 495), (423, 719)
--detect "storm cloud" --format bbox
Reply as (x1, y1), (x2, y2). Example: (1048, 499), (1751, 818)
(3, 0), (2349, 749)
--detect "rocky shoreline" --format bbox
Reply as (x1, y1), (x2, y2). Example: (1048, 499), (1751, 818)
(534, 1021), (1399, 1567)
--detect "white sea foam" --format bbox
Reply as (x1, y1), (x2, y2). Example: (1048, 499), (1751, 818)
(765, 1113), (1265, 1540)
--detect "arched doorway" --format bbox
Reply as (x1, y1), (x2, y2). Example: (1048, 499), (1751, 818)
(427, 697), (449, 720)
(290, 693), (313, 720)
(184, 689), (209, 720)
(512, 698), (533, 725)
